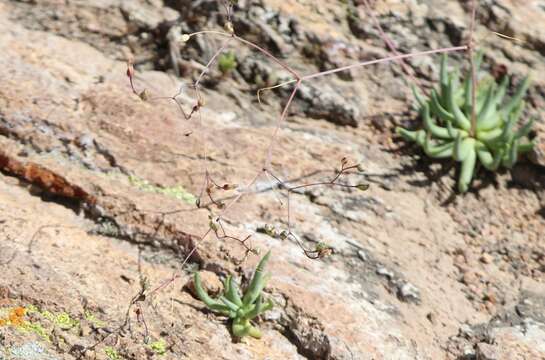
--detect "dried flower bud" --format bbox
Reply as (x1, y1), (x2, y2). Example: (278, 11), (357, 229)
(139, 89), (149, 101)
(356, 184), (370, 191)
(279, 230), (288, 240)
(222, 183), (238, 190)
(224, 21), (234, 34)
(181, 34), (191, 43)
(357, 164), (365, 172)
(264, 224), (276, 237)
(316, 242), (334, 258)
(126, 60), (135, 79)
(209, 220), (218, 232)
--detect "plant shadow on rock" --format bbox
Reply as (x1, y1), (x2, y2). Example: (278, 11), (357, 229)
(507, 161), (545, 192)
(393, 133), (545, 203)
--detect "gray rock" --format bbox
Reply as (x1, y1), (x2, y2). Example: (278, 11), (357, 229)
(120, 2), (179, 30)
(397, 281), (421, 304)
(476, 342), (500, 360)
(294, 82), (360, 127)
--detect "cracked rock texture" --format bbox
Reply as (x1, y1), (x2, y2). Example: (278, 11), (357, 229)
(0, 0), (544, 359)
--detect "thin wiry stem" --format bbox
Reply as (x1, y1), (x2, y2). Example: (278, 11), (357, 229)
(195, 38), (233, 87)
(234, 35), (300, 79)
(265, 80), (302, 170)
(187, 31), (300, 79)
(302, 46), (468, 81)
(264, 160), (365, 258)
(361, 0), (428, 96)
(257, 80), (298, 104)
(468, 0), (479, 136)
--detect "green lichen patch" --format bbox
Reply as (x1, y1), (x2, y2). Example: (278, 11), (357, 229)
(104, 346), (121, 360)
(129, 176), (196, 205)
(148, 339), (167, 355)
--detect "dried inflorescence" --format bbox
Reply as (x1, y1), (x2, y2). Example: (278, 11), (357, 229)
(397, 54), (535, 192)
(194, 251), (274, 338)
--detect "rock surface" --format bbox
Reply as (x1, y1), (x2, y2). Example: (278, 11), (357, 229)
(0, 0), (544, 359)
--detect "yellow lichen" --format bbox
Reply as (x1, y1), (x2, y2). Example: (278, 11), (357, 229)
(54, 312), (79, 329)
(128, 175), (196, 205)
(104, 346), (121, 360)
(149, 339), (167, 355)
(84, 310), (106, 328)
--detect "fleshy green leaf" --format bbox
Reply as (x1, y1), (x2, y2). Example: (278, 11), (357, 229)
(225, 276), (243, 307)
(194, 273), (231, 315)
(220, 295), (240, 312)
(430, 89), (456, 124)
(440, 54), (449, 106)
(454, 134), (475, 162)
(447, 76), (471, 130)
(477, 127), (503, 143)
(412, 85), (427, 108)
(476, 83), (498, 131)
(517, 141), (535, 153)
(422, 103), (451, 139)
(423, 137), (454, 159)
(503, 140), (519, 168)
(476, 142), (502, 171)
(242, 251), (271, 307)
(515, 118), (535, 139)
(499, 101), (524, 144)
(501, 76), (531, 116)
(494, 76), (509, 105)
(396, 127), (422, 143)
(458, 148), (477, 193)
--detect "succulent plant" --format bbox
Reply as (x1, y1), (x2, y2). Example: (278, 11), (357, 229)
(218, 51), (237, 74)
(194, 251), (273, 338)
(396, 54), (536, 192)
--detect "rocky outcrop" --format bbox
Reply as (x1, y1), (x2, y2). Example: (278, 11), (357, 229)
(0, 1), (544, 359)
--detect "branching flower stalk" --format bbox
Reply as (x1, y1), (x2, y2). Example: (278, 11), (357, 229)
(123, 0), (476, 307)
(468, 0), (479, 136)
(208, 214), (256, 264)
(194, 250), (274, 338)
(265, 158), (368, 259)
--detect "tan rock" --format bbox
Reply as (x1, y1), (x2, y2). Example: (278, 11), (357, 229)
(186, 270), (224, 299)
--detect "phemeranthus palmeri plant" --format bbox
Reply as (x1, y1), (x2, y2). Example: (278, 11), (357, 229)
(193, 250), (273, 338)
(396, 54), (535, 193)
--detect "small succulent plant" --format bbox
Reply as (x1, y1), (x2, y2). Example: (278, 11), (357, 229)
(396, 54), (536, 192)
(194, 251), (273, 339)
(218, 52), (237, 75)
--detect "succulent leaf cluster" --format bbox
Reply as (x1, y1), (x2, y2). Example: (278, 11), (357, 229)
(194, 251), (273, 338)
(396, 54), (535, 192)
(218, 52), (237, 74)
